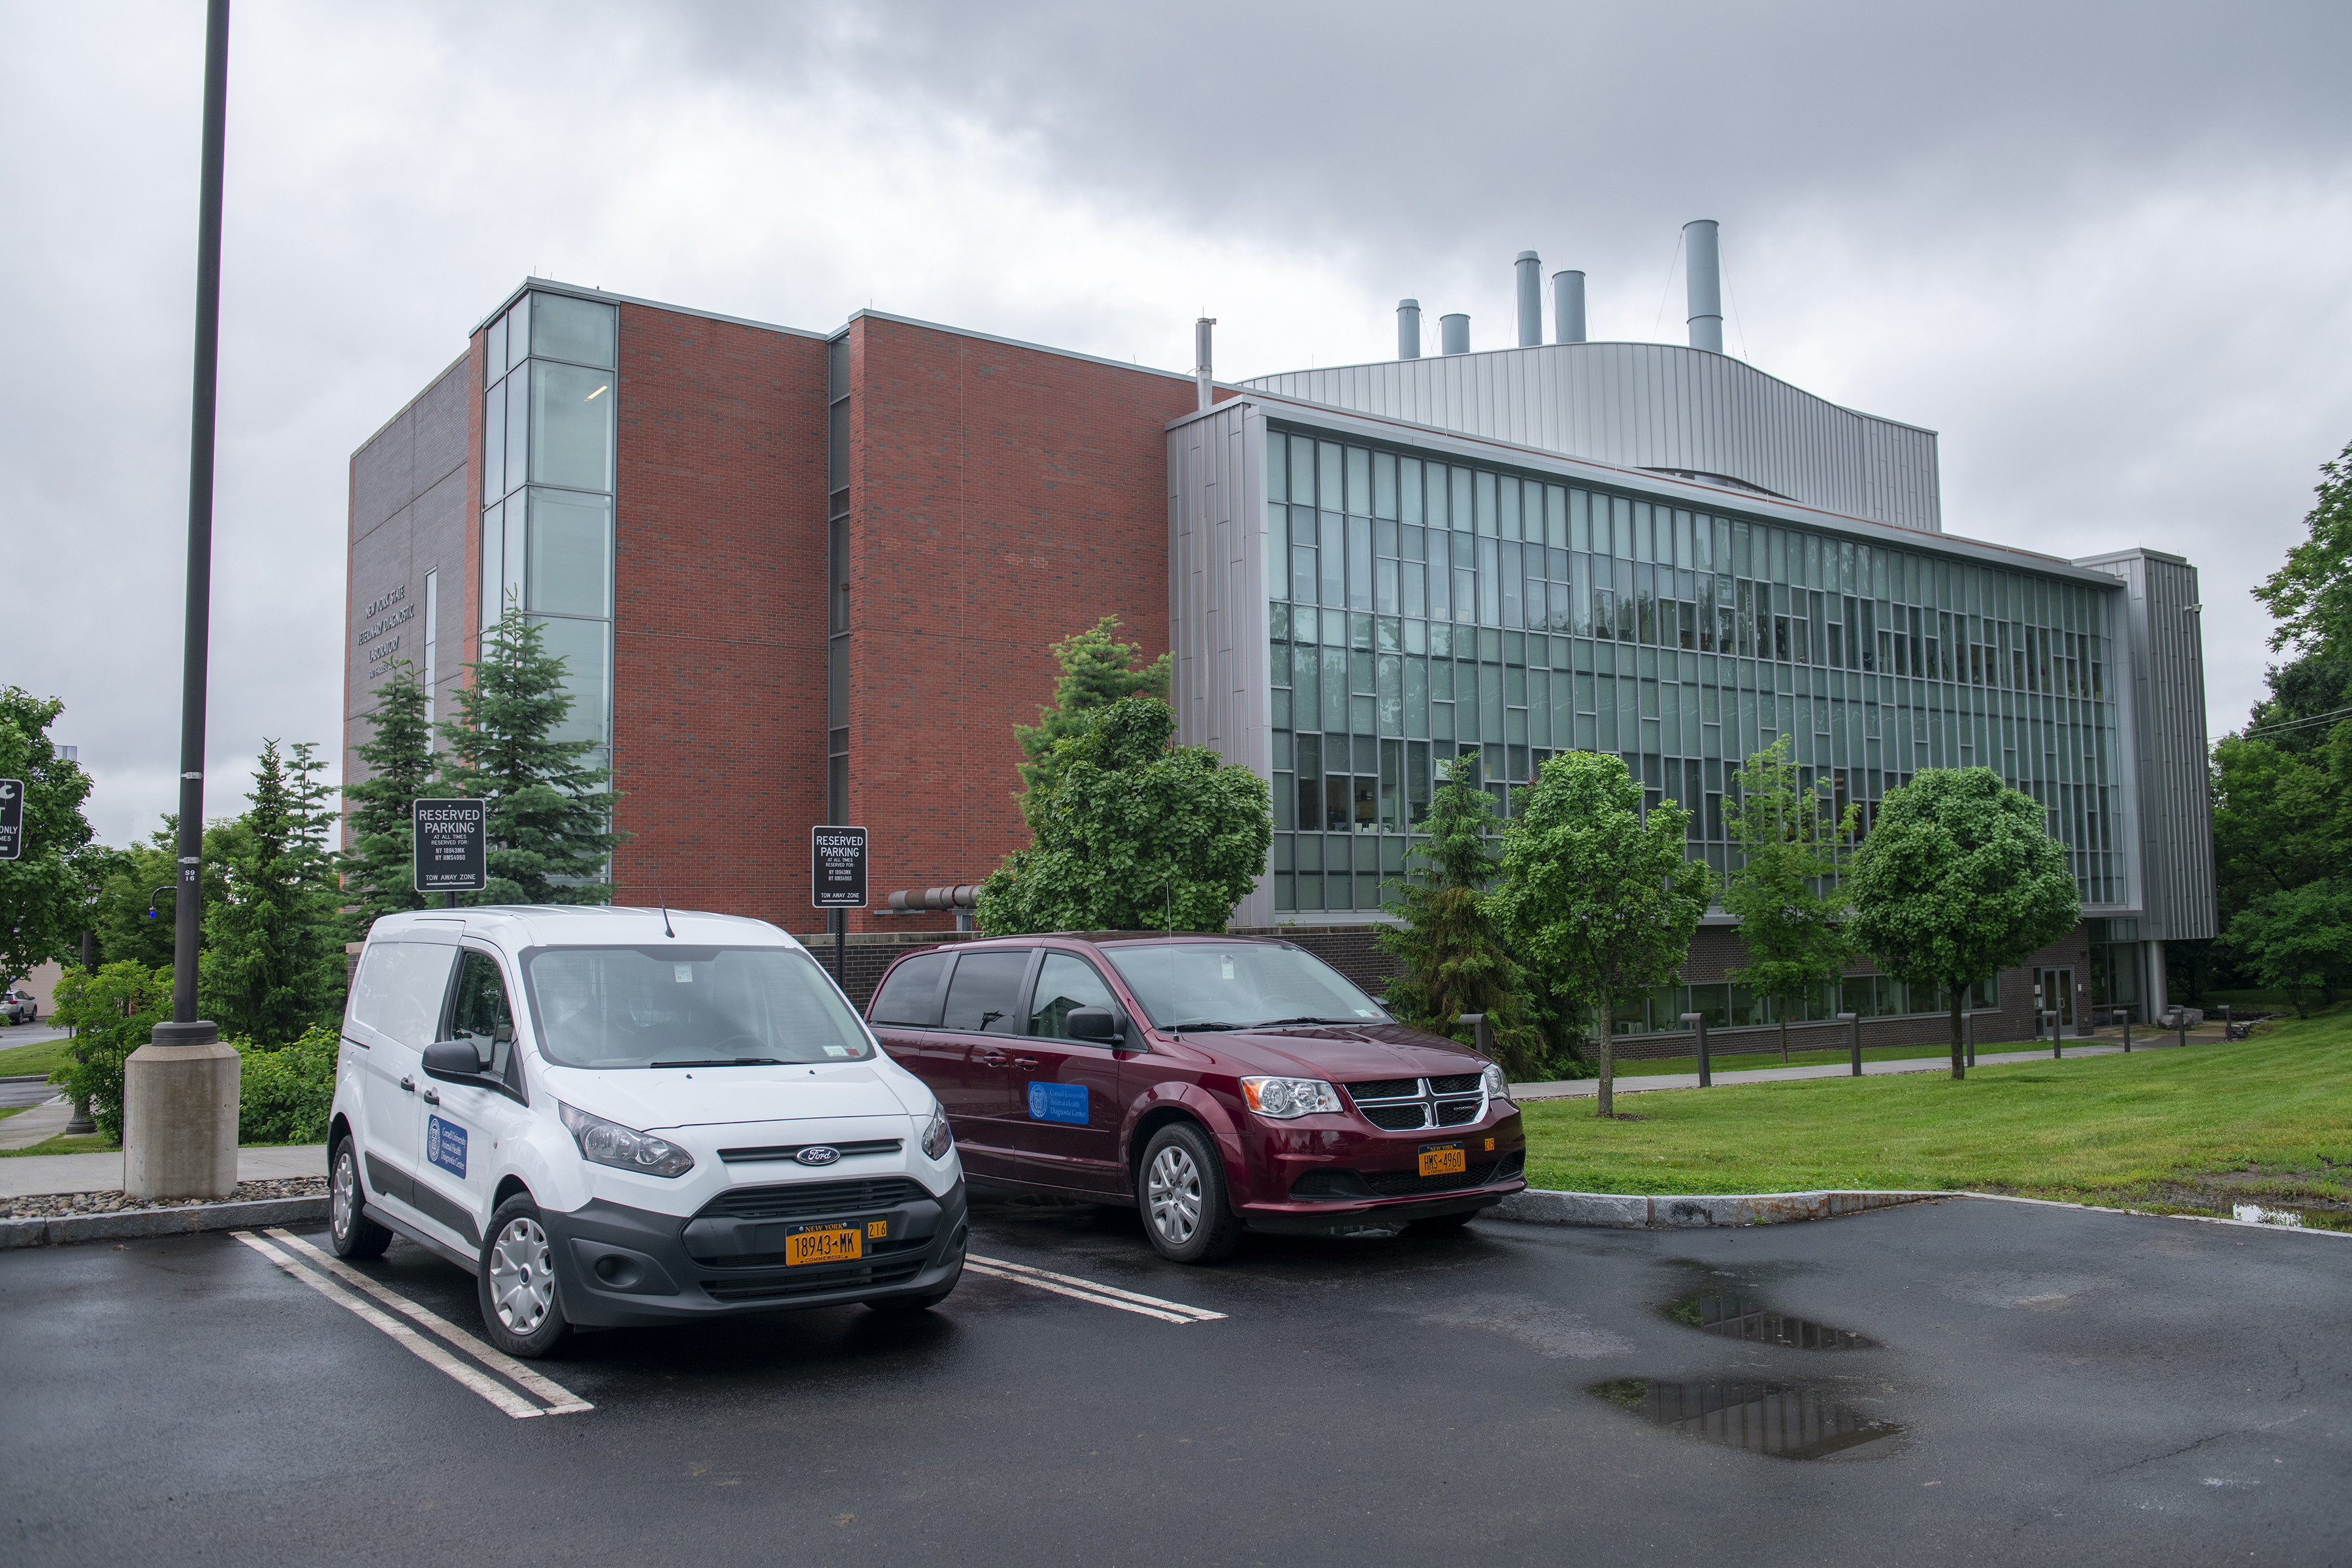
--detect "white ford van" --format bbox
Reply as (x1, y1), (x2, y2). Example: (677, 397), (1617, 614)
(329, 907), (966, 1357)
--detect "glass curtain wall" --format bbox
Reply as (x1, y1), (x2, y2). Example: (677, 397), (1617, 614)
(480, 291), (617, 757)
(1263, 427), (2119, 1021)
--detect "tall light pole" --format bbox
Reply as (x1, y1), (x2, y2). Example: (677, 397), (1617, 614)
(123, 0), (238, 1201)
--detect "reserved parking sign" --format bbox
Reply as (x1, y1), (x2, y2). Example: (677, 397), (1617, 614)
(811, 825), (868, 909)
(413, 798), (489, 893)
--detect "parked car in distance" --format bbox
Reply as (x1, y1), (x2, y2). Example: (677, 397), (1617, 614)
(328, 907), (966, 1358)
(864, 934), (1525, 1262)
(1, 988), (36, 1025)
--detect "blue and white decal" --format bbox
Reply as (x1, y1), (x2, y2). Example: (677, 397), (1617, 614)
(1028, 1081), (1087, 1124)
(426, 1115), (468, 1178)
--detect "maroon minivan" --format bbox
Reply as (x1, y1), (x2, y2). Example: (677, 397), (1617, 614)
(862, 934), (1526, 1262)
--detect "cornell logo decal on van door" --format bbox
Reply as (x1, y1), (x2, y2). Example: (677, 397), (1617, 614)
(426, 1116), (467, 1178)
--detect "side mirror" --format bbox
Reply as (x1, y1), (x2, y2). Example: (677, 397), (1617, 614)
(1066, 1007), (1120, 1042)
(423, 1039), (489, 1081)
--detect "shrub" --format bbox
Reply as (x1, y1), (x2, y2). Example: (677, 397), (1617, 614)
(237, 1024), (339, 1145)
(48, 960), (171, 1143)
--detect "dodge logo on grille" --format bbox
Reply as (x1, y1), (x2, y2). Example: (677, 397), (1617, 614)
(795, 1146), (841, 1167)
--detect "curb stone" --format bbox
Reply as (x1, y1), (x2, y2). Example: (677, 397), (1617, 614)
(1482, 1187), (1946, 1229)
(0, 1196), (329, 1250)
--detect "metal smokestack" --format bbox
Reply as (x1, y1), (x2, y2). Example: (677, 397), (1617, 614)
(1194, 316), (1216, 411)
(1397, 298), (1421, 360)
(1440, 313), (1470, 355)
(1515, 251), (1542, 346)
(1552, 270), (1586, 344)
(1684, 220), (1723, 353)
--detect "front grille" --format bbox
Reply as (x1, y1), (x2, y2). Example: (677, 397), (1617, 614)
(1428, 1073), (1483, 1094)
(696, 1177), (928, 1221)
(1347, 1073), (1491, 1133)
(1435, 1099), (1482, 1126)
(1364, 1160), (1501, 1197)
(1362, 1103), (1431, 1132)
(1345, 1077), (1420, 1102)
(700, 1260), (924, 1303)
(718, 1139), (903, 1165)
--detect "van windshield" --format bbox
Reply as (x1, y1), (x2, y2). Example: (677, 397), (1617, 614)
(521, 945), (872, 1069)
(1102, 942), (1390, 1031)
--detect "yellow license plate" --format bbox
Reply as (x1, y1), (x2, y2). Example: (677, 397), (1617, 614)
(785, 1227), (863, 1266)
(1419, 1143), (1467, 1177)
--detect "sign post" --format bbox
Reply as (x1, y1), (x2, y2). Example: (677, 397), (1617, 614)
(413, 798), (490, 904)
(811, 825), (869, 992)
(0, 779), (22, 860)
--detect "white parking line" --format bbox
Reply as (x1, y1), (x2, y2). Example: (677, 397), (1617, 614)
(262, 1228), (593, 1415)
(231, 1230), (548, 1418)
(966, 1254), (1227, 1324)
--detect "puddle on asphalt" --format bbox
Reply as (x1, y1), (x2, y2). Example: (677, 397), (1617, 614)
(1666, 1288), (1873, 1350)
(2231, 1203), (2305, 1228)
(1592, 1378), (1901, 1460)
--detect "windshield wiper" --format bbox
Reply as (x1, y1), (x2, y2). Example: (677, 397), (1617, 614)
(651, 1056), (785, 1068)
(1249, 1016), (1378, 1029)
(1167, 1021), (1250, 1033)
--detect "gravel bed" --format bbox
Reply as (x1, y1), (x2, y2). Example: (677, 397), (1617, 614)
(1, 1177), (327, 1220)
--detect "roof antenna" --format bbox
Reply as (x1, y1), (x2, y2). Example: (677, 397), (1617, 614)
(649, 868), (676, 938)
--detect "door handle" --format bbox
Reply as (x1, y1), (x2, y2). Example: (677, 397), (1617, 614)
(421, 1088), (440, 1105)
(1011, 1057), (1039, 1071)
(399, 1076), (416, 1093)
(976, 1049), (1008, 1067)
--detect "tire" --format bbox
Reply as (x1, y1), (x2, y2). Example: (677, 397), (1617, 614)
(1138, 1122), (1243, 1264)
(326, 1135), (393, 1260)
(478, 1194), (570, 1358)
(1402, 1210), (1477, 1236)
(868, 1227), (966, 1314)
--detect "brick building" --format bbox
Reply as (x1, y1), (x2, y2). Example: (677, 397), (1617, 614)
(346, 226), (2214, 1053)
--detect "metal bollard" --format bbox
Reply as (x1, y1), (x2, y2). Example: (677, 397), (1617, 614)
(1964, 1010), (1976, 1070)
(1456, 1013), (1492, 1058)
(1681, 1012), (1708, 1086)
(2178, 1011), (2188, 1050)
(1839, 1011), (1860, 1077)
(2121, 1008), (2132, 1053)
(2048, 1011), (2063, 1058)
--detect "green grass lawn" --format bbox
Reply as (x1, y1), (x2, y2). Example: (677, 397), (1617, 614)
(1520, 1005), (2352, 1226)
(0, 1034), (78, 1079)
(0, 1135), (116, 1158)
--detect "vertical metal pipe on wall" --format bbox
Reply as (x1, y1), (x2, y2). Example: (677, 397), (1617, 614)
(1397, 299), (1421, 360)
(1552, 270), (1586, 344)
(1684, 219), (1723, 353)
(1440, 314), (1470, 355)
(1515, 252), (1542, 346)
(1193, 317), (1216, 412)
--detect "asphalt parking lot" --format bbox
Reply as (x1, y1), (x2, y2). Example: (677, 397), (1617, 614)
(4, 1192), (2345, 1567)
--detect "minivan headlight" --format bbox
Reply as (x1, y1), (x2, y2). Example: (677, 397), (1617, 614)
(1240, 1076), (1341, 1118)
(559, 1102), (695, 1178)
(919, 1104), (953, 1161)
(1481, 1063), (1510, 1103)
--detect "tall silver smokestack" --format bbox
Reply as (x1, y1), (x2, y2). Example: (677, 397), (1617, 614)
(1684, 220), (1722, 353)
(1194, 316), (1216, 411)
(1515, 251), (1542, 346)
(1552, 270), (1586, 344)
(1441, 313), (1470, 355)
(1397, 298), (1421, 360)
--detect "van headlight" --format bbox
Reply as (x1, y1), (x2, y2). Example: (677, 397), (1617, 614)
(1481, 1063), (1510, 1103)
(919, 1105), (953, 1161)
(1240, 1076), (1341, 1118)
(559, 1102), (695, 1178)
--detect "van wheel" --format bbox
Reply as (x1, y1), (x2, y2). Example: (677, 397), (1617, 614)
(478, 1194), (571, 1358)
(1139, 1122), (1242, 1264)
(327, 1135), (392, 1260)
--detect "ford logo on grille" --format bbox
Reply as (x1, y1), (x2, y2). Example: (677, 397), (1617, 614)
(795, 1145), (841, 1168)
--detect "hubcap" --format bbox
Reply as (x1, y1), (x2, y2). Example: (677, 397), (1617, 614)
(331, 1148), (356, 1238)
(1147, 1145), (1202, 1245)
(488, 1216), (555, 1334)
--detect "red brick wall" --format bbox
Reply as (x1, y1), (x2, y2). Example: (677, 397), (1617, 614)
(608, 303), (830, 918)
(836, 316), (1198, 932)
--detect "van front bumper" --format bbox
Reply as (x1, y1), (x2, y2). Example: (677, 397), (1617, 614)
(543, 1176), (968, 1327)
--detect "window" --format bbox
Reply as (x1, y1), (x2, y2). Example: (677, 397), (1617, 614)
(521, 945), (871, 1068)
(1029, 954), (1117, 1038)
(447, 950), (516, 1080)
(421, 569), (437, 729)
(939, 950), (1032, 1035)
(870, 951), (951, 1028)
(531, 293), (617, 369)
(350, 939), (457, 1050)
(527, 491), (612, 617)
(530, 361), (615, 493)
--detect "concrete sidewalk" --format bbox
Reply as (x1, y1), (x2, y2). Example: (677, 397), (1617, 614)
(1511, 1032), (2214, 1100)
(0, 1145), (326, 1199)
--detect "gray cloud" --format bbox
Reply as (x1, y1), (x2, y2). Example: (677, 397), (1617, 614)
(4, 0), (2346, 845)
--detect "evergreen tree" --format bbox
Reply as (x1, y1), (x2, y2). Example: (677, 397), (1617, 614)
(1378, 757), (1563, 1080)
(1720, 737), (1859, 1064)
(200, 740), (347, 1045)
(1014, 617), (1173, 802)
(342, 658), (437, 936)
(437, 608), (624, 906)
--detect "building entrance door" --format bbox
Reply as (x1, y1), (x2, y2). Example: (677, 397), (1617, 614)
(2034, 967), (2076, 1030)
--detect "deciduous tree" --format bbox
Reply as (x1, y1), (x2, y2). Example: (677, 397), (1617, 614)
(1848, 769), (2078, 1079)
(2220, 880), (2352, 1017)
(0, 688), (97, 988)
(1721, 738), (1857, 1064)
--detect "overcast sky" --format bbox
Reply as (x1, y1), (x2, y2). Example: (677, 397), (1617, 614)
(7, 0), (2350, 846)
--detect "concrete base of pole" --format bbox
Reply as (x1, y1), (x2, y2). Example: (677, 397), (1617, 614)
(123, 1021), (240, 1201)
